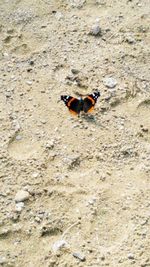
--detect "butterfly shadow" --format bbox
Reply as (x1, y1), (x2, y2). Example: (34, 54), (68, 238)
(80, 113), (99, 126)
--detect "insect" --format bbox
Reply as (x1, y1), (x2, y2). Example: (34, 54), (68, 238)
(61, 91), (100, 115)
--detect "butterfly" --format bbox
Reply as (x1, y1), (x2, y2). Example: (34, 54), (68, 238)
(61, 91), (100, 115)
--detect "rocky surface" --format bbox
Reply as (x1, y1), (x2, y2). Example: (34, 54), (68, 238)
(0, 0), (150, 266)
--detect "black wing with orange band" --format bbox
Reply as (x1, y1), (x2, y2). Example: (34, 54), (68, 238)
(83, 92), (100, 113)
(61, 95), (81, 115)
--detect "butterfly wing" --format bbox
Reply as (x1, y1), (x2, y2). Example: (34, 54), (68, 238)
(83, 91), (100, 113)
(61, 95), (81, 115)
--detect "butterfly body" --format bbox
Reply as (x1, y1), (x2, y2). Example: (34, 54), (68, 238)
(61, 91), (100, 115)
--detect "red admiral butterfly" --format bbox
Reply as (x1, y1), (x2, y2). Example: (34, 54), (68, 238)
(61, 91), (100, 115)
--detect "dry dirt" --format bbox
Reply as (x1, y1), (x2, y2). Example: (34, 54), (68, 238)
(0, 0), (150, 266)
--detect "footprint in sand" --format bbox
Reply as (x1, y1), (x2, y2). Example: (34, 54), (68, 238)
(136, 99), (150, 124)
(8, 136), (43, 160)
(137, 99), (150, 110)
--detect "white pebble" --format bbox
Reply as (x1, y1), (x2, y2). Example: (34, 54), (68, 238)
(26, 80), (32, 85)
(15, 202), (25, 212)
(103, 77), (117, 88)
(15, 190), (30, 203)
(52, 240), (68, 252)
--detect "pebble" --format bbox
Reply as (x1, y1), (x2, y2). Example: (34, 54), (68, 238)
(128, 253), (134, 260)
(40, 119), (47, 124)
(15, 190), (30, 203)
(120, 146), (132, 156)
(45, 140), (55, 149)
(140, 218), (148, 226)
(5, 92), (12, 98)
(15, 135), (22, 141)
(52, 240), (68, 252)
(69, 0), (86, 8)
(103, 77), (117, 88)
(35, 216), (41, 223)
(87, 197), (97, 205)
(0, 256), (7, 264)
(64, 155), (80, 169)
(0, 228), (10, 237)
(15, 202), (25, 212)
(73, 252), (86, 262)
(125, 35), (136, 44)
(89, 24), (102, 36)
(32, 172), (39, 178)
(26, 80), (32, 85)
(72, 124), (79, 129)
(29, 60), (34, 65)
(3, 52), (9, 57)
(141, 127), (148, 133)
(55, 11), (63, 20)
(71, 68), (80, 74)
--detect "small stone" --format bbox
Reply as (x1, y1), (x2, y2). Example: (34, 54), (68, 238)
(46, 140), (54, 149)
(41, 24), (47, 28)
(5, 92), (12, 98)
(15, 202), (24, 212)
(88, 197), (97, 205)
(72, 123), (79, 129)
(29, 60), (34, 65)
(26, 80), (32, 85)
(71, 68), (80, 74)
(69, 0), (86, 8)
(35, 216), (41, 223)
(73, 252), (86, 262)
(103, 77), (117, 88)
(52, 240), (68, 252)
(13, 120), (21, 131)
(55, 11), (63, 20)
(40, 89), (46, 93)
(0, 228), (10, 237)
(40, 119), (46, 124)
(0, 256), (7, 264)
(39, 225), (61, 237)
(15, 135), (22, 141)
(27, 68), (32, 72)
(3, 52), (9, 57)
(7, 28), (14, 34)
(120, 146), (132, 156)
(64, 154), (80, 169)
(89, 24), (102, 36)
(32, 172), (39, 178)
(140, 218), (148, 226)
(15, 190), (30, 203)
(125, 35), (136, 44)
(141, 127), (148, 133)
(128, 253), (134, 260)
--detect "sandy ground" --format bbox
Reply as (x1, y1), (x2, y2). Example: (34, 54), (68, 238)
(0, 0), (150, 266)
